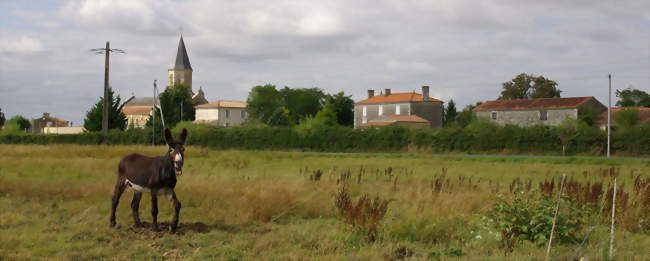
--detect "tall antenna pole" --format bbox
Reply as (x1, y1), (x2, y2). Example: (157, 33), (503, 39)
(607, 74), (611, 158)
(103, 41), (110, 136)
(89, 42), (125, 138)
(152, 80), (156, 146)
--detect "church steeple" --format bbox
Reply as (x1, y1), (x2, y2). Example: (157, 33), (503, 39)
(168, 35), (193, 87)
(174, 35), (192, 70)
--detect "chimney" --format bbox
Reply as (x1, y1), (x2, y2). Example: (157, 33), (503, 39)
(385, 88), (391, 96)
(367, 90), (375, 99)
(422, 86), (430, 100)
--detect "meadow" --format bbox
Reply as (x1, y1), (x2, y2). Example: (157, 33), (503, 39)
(0, 144), (648, 260)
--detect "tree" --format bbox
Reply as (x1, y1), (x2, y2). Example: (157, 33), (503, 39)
(146, 84), (195, 129)
(246, 84), (288, 125)
(84, 87), (127, 131)
(557, 119), (581, 156)
(614, 108), (640, 128)
(457, 102), (482, 127)
(499, 73), (561, 100)
(247, 85), (327, 126)
(616, 88), (650, 107)
(0, 107), (5, 128)
(280, 87), (325, 125)
(443, 99), (458, 127)
(326, 92), (354, 126)
(577, 106), (601, 126)
(4, 115), (31, 133)
(315, 98), (338, 126)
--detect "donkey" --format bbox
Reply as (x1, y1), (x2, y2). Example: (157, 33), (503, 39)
(110, 128), (187, 232)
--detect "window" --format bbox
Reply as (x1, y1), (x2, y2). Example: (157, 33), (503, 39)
(225, 109), (230, 118)
(362, 106), (367, 116)
(396, 105), (401, 115)
(491, 112), (497, 120)
(378, 105), (383, 115)
(241, 110), (246, 118)
(540, 110), (547, 121)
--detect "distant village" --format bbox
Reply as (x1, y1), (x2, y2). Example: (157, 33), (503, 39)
(17, 36), (650, 134)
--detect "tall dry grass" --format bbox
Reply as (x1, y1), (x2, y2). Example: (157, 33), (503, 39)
(0, 144), (648, 260)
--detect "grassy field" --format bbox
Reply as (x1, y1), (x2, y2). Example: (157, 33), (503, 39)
(0, 145), (648, 260)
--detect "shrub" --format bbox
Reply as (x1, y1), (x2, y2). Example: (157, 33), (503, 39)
(485, 192), (586, 251)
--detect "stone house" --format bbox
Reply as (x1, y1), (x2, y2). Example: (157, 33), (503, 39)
(32, 112), (70, 133)
(474, 97), (606, 127)
(354, 86), (444, 129)
(122, 97), (154, 128)
(194, 100), (248, 127)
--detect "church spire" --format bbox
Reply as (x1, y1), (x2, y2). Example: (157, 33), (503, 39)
(174, 35), (192, 70)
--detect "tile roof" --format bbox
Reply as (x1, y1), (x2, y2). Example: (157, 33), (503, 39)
(122, 107), (153, 115)
(356, 92), (443, 104)
(358, 121), (394, 127)
(383, 114), (429, 123)
(196, 100), (247, 109)
(124, 97), (154, 107)
(358, 114), (430, 127)
(474, 97), (594, 111)
(595, 107), (650, 124)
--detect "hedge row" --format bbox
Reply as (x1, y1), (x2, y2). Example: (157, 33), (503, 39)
(1, 122), (648, 156)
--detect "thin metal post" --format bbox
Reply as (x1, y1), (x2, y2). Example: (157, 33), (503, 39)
(102, 41), (110, 136)
(545, 174), (566, 261)
(152, 80), (156, 146)
(609, 177), (617, 260)
(607, 74), (611, 158)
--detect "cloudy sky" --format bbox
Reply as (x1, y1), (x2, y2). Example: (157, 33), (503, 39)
(1, 0), (648, 125)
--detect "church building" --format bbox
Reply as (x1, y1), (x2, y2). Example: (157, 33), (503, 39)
(122, 36), (208, 128)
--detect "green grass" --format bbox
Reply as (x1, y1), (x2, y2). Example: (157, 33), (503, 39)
(0, 145), (648, 260)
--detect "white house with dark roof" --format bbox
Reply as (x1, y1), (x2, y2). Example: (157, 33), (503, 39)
(195, 100), (248, 127)
(354, 86), (444, 129)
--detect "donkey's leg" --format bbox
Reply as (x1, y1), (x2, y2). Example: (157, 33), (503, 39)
(151, 193), (160, 231)
(110, 178), (126, 227)
(170, 191), (182, 232)
(130, 192), (143, 227)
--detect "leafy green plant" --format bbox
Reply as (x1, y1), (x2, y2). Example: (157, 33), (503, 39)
(485, 192), (586, 251)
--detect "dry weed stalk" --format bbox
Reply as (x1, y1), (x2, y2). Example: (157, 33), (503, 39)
(334, 185), (390, 242)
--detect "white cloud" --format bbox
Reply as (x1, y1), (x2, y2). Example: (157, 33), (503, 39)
(0, 36), (45, 55)
(0, 0), (647, 125)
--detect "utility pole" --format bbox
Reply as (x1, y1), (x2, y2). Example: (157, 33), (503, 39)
(607, 74), (612, 158)
(90, 42), (124, 137)
(152, 80), (157, 146)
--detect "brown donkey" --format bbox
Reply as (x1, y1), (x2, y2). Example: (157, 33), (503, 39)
(110, 128), (187, 232)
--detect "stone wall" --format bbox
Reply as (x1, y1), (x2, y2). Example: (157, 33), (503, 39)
(354, 101), (443, 128)
(168, 69), (192, 87)
(195, 108), (247, 127)
(354, 102), (410, 127)
(476, 108), (578, 127)
(411, 101), (443, 128)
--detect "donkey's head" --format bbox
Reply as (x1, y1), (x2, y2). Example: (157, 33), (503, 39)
(164, 128), (187, 176)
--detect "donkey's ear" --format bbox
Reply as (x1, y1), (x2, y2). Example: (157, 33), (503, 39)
(179, 128), (188, 144)
(164, 128), (173, 145)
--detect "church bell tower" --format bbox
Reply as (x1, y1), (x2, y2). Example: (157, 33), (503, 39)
(168, 36), (193, 88)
